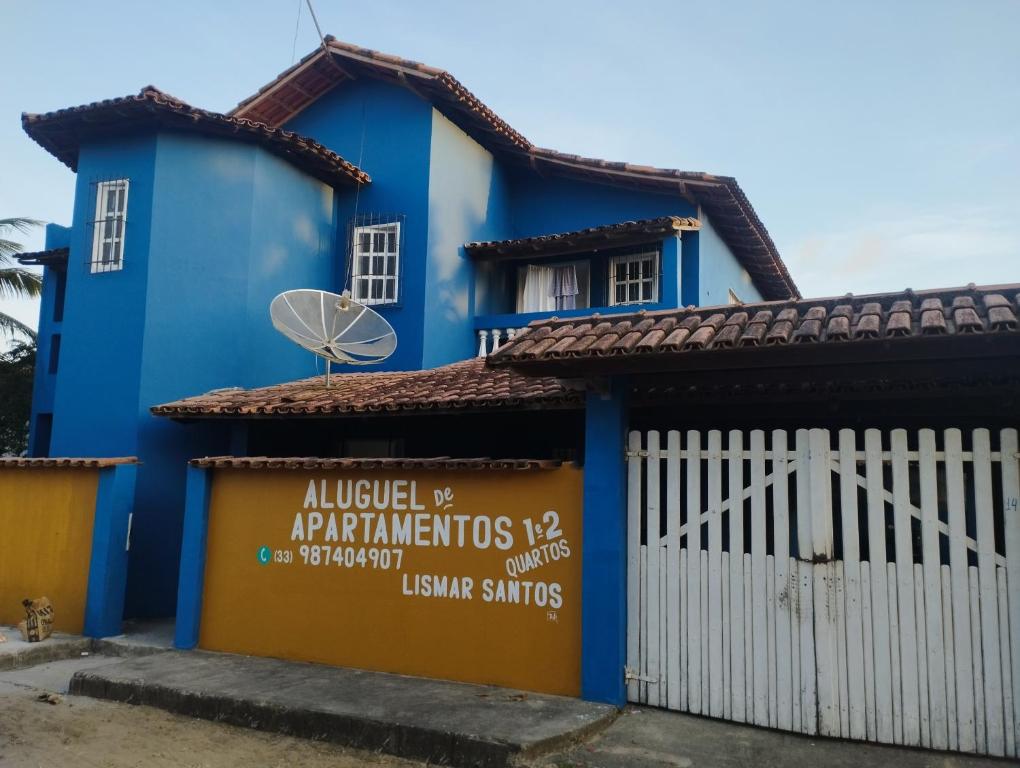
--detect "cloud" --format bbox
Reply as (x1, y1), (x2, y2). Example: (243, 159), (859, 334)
(783, 203), (1020, 297)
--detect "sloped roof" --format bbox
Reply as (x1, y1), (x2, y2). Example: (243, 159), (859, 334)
(190, 456), (562, 471)
(487, 284), (1020, 373)
(0, 457), (137, 469)
(22, 87), (369, 187)
(14, 247), (69, 268)
(231, 38), (797, 300)
(465, 216), (700, 260)
(152, 358), (581, 419)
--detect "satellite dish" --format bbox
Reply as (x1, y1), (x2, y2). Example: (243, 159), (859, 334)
(270, 290), (397, 378)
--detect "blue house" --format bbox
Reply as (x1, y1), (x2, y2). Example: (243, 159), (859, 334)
(18, 37), (798, 620)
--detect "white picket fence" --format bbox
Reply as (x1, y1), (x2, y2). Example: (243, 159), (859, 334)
(626, 427), (1020, 758)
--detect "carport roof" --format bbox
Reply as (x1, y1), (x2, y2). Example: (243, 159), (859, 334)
(487, 283), (1020, 375)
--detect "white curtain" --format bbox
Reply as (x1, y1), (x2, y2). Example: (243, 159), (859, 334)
(517, 265), (556, 313)
(551, 264), (579, 310)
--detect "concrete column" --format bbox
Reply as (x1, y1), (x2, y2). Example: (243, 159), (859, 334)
(83, 463), (138, 637)
(581, 380), (629, 706)
(680, 228), (700, 307)
(174, 464), (211, 649)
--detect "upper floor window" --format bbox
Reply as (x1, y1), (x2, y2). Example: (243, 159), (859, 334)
(609, 251), (658, 306)
(351, 221), (400, 305)
(90, 179), (129, 273)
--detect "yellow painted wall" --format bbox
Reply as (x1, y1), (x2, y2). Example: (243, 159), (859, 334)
(0, 468), (99, 633)
(199, 466), (583, 696)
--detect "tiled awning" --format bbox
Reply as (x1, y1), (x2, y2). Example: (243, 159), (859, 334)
(15, 247), (69, 268)
(190, 456), (562, 470)
(465, 217), (700, 260)
(0, 457), (137, 468)
(153, 358), (581, 419)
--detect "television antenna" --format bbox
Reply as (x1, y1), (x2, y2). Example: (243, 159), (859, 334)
(270, 289), (397, 387)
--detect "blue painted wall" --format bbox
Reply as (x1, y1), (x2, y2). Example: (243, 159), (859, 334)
(41, 130), (337, 617)
(27, 223), (71, 456)
(697, 211), (763, 306)
(424, 110), (511, 365)
(285, 79), (433, 372)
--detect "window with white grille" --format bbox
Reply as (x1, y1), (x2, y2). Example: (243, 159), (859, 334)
(609, 252), (658, 306)
(351, 221), (400, 305)
(90, 180), (129, 273)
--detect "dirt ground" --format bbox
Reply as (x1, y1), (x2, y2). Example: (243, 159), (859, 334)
(0, 686), (421, 768)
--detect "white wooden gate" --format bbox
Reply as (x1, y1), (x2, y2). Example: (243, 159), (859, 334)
(626, 427), (1019, 758)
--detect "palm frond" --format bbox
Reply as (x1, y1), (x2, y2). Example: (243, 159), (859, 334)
(0, 218), (44, 237)
(0, 268), (43, 299)
(0, 310), (37, 342)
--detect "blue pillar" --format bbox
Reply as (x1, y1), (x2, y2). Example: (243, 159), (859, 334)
(83, 463), (137, 637)
(660, 234), (681, 307)
(680, 229), (700, 307)
(581, 380), (629, 706)
(174, 464), (211, 649)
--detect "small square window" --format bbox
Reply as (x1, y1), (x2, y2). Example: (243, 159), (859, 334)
(609, 251), (659, 306)
(351, 221), (401, 305)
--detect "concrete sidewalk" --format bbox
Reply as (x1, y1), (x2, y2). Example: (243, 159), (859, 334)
(70, 650), (617, 768)
(537, 706), (1008, 768)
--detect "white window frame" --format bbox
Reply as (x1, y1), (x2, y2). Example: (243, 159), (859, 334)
(609, 251), (659, 306)
(90, 179), (129, 273)
(351, 221), (400, 305)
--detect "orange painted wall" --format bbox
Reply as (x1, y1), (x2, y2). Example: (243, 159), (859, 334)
(199, 466), (583, 695)
(0, 468), (98, 632)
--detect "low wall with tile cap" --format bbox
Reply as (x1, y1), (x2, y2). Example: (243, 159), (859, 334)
(0, 458), (137, 635)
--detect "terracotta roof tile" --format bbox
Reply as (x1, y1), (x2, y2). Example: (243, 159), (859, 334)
(190, 456), (562, 471)
(464, 217), (701, 260)
(14, 247), (69, 268)
(487, 284), (1020, 368)
(152, 358), (580, 418)
(0, 457), (137, 469)
(22, 87), (368, 187)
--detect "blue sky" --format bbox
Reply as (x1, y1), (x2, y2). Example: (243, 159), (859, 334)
(2, 0), (1018, 335)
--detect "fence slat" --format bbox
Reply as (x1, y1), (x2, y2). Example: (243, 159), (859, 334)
(728, 429), (746, 722)
(626, 431), (642, 703)
(836, 563), (850, 736)
(722, 552), (731, 720)
(946, 428), (977, 752)
(888, 562), (904, 744)
(659, 538), (668, 706)
(744, 552), (754, 722)
(686, 430), (702, 714)
(640, 543), (648, 703)
(772, 429), (794, 731)
(864, 429), (894, 743)
(792, 557), (802, 731)
(915, 563), (930, 747)
(646, 431), (662, 707)
(808, 429), (838, 737)
(942, 565), (958, 751)
(680, 546), (689, 711)
(998, 567), (1015, 757)
(1002, 427), (1020, 753)
(891, 428), (921, 746)
(919, 429), (948, 749)
(702, 550), (710, 710)
(707, 430), (724, 717)
(751, 430), (769, 727)
(861, 561), (877, 740)
(767, 554), (778, 729)
(838, 428), (867, 740)
(974, 428), (1004, 756)
(795, 430), (817, 733)
(666, 430), (682, 710)
(971, 566), (987, 753)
